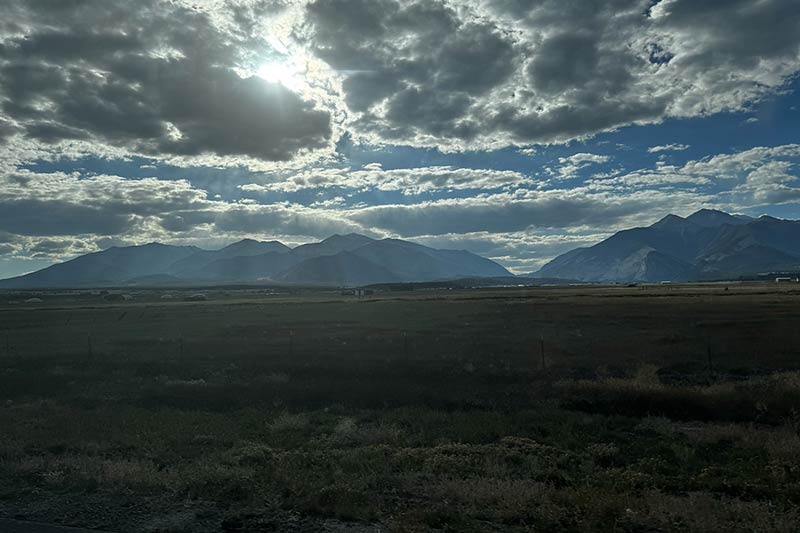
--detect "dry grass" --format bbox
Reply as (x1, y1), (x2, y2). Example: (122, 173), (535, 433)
(562, 369), (800, 424)
(3, 286), (800, 531)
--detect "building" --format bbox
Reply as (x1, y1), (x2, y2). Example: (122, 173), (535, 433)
(341, 288), (374, 297)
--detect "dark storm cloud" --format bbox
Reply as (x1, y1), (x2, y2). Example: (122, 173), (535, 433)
(527, 33), (601, 95)
(658, 0), (800, 64)
(302, 0), (518, 145)
(301, 0), (800, 149)
(0, 0), (332, 162)
(3, 0), (798, 158)
(0, 117), (18, 144)
(0, 199), (132, 236)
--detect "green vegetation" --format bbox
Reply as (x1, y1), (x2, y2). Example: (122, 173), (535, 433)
(1, 284), (800, 531)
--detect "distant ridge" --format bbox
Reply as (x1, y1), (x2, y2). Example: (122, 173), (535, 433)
(0, 234), (511, 288)
(535, 209), (800, 282)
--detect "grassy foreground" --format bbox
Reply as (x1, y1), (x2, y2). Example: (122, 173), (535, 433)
(1, 284), (800, 531)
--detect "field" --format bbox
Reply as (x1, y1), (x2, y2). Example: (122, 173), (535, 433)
(2, 283), (800, 531)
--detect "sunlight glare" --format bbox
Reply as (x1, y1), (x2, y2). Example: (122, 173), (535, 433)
(256, 61), (299, 89)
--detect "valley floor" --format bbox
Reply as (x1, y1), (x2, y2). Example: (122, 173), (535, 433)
(1, 283), (800, 531)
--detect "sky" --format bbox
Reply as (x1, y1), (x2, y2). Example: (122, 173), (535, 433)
(1, 0), (800, 278)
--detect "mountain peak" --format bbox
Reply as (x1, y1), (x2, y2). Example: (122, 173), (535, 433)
(322, 233), (373, 243)
(538, 209), (800, 282)
(651, 214), (688, 229)
(316, 233), (376, 250)
(692, 208), (727, 216)
(219, 239), (290, 256)
(686, 209), (748, 228)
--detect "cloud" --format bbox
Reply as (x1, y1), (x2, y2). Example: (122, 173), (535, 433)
(648, 143), (690, 153)
(555, 153), (611, 180)
(0, 170), (213, 236)
(212, 202), (365, 238)
(2, 0), (798, 164)
(299, 0), (800, 149)
(300, 0), (518, 149)
(341, 145), (800, 242)
(347, 187), (709, 236)
(0, 168), (374, 261)
(588, 144), (800, 205)
(679, 145), (800, 179)
(0, 200), (133, 237)
(559, 154), (611, 166)
(0, 0), (333, 165)
(2, 143), (800, 273)
(240, 164), (531, 194)
(734, 160), (800, 204)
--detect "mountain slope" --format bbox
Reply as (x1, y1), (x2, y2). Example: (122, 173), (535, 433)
(290, 234), (376, 261)
(537, 210), (800, 282)
(167, 239), (289, 276)
(0, 243), (201, 288)
(191, 252), (298, 281)
(186, 234), (378, 282)
(277, 251), (400, 286)
(184, 235), (510, 285)
(0, 234), (511, 287)
(352, 239), (510, 281)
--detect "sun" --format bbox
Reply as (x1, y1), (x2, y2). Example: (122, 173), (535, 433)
(256, 61), (299, 89)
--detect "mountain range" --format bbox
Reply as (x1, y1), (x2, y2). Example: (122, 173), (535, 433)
(535, 209), (800, 282)
(0, 234), (511, 288)
(5, 209), (798, 288)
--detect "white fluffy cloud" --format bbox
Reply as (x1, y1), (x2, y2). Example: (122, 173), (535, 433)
(240, 164), (530, 194)
(300, 0), (800, 150)
(588, 145), (800, 204)
(555, 153), (611, 180)
(648, 143), (690, 153)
